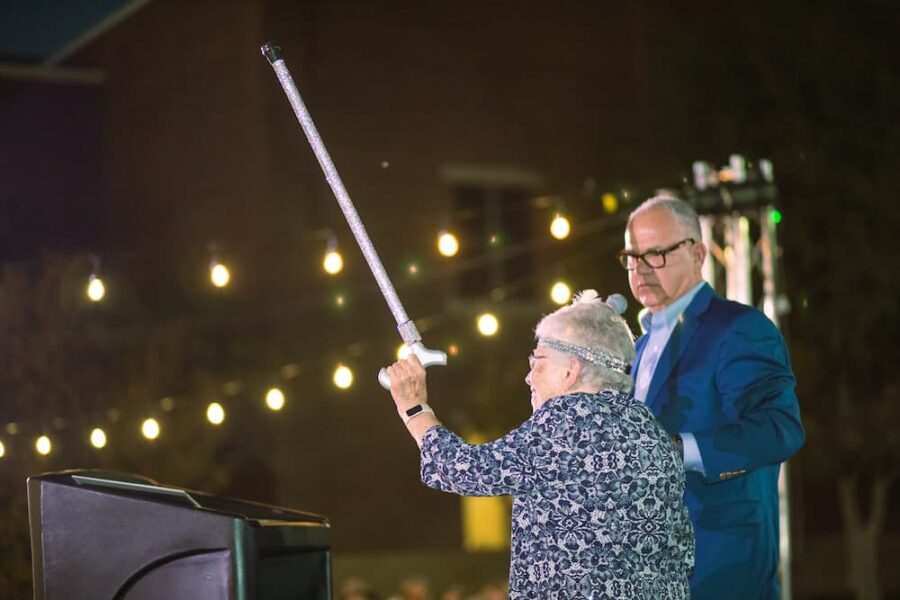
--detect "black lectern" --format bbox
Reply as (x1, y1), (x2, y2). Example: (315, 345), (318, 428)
(27, 471), (331, 600)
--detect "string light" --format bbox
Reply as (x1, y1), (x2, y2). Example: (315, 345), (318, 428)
(86, 274), (106, 302)
(141, 418), (160, 440)
(8, 200), (663, 445)
(477, 313), (499, 336)
(550, 214), (571, 240)
(265, 388), (285, 411)
(437, 231), (459, 257)
(35, 435), (52, 456)
(210, 261), (231, 288)
(89, 428), (107, 449)
(85, 255), (106, 302)
(333, 364), (354, 389)
(550, 281), (572, 305)
(0, 440), (5, 458)
(397, 344), (412, 361)
(206, 402), (225, 425)
(323, 250), (343, 275)
(601, 193), (618, 214)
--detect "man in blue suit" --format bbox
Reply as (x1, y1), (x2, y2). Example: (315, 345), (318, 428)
(619, 195), (804, 599)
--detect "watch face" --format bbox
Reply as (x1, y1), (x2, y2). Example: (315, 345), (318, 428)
(405, 405), (423, 417)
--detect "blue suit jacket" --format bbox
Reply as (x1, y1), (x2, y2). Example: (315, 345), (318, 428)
(632, 283), (804, 600)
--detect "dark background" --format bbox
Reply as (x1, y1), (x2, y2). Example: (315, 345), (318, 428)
(1, 1), (898, 598)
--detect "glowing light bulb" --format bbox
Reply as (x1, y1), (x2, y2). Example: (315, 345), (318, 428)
(90, 428), (107, 449)
(448, 343), (459, 357)
(206, 402), (225, 425)
(397, 344), (412, 360)
(0, 440), (5, 458)
(437, 231), (459, 257)
(323, 250), (344, 275)
(477, 313), (499, 336)
(87, 275), (106, 302)
(210, 262), (231, 288)
(36, 435), (52, 456)
(265, 388), (285, 411)
(601, 193), (618, 214)
(550, 281), (572, 305)
(142, 418), (160, 440)
(333, 364), (354, 389)
(550, 214), (570, 240)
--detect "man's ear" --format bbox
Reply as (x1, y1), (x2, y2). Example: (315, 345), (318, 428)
(694, 240), (708, 268)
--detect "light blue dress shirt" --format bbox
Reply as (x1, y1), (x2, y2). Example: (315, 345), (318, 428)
(634, 281), (707, 475)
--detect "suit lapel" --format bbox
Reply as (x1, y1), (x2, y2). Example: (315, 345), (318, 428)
(645, 284), (715, 416)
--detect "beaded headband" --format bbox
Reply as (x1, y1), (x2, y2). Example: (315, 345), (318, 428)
(537, 336), (629, 373)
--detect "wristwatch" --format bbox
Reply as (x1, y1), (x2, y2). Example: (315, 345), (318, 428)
(401, 403), (434, 424)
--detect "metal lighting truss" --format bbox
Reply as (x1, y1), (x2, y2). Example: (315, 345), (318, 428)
(686, 155), (793, 600)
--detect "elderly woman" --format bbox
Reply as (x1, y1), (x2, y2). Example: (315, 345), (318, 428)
(386, 291), (694, 599)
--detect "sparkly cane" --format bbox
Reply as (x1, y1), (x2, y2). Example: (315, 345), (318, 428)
(262, 42), (447, 389)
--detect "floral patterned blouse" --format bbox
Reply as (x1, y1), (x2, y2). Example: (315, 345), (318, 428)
(420, 390), (694, 599)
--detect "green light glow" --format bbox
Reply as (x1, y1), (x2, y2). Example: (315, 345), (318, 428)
(771, 210), (782, 224)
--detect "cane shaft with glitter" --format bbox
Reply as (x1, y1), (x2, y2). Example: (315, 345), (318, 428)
(262, 42), (446, 389)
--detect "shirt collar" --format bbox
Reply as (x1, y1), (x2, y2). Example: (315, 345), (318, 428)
(640, 281), (707, 331)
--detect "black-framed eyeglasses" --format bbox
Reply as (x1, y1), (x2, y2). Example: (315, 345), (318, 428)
(616, 238), (695, 270)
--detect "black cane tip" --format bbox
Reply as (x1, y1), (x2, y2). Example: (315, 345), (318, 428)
(261, 42), (282, 64)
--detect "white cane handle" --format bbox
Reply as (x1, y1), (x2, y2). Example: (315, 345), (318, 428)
(378, 342), (448, 390)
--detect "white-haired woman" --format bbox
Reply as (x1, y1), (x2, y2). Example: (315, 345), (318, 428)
(386, 291), (694, 599)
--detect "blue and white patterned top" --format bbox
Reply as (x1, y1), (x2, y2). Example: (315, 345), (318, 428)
(420, 390), (694, 599)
